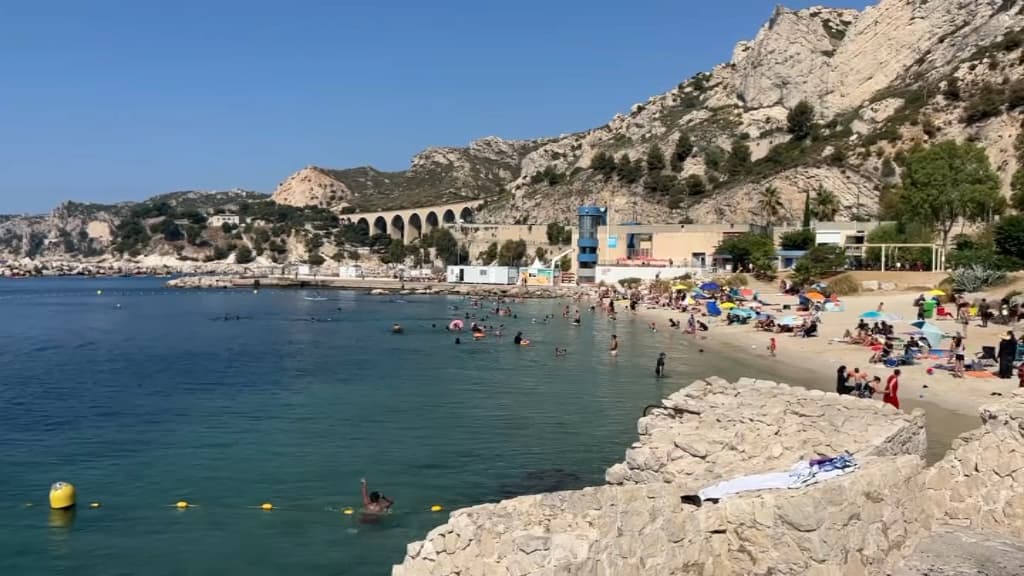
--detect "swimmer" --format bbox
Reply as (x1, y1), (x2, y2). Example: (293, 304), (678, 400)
(392, 323), (403, 334)
(455, 337), (461, 344)
(655, 352), (666, 377)
(360, 478), (393, 516)
(555, 347), (568, 357)
(609, 334), (619, 356)
(649, 322), (657, 332)
(514, 331), (524, 345)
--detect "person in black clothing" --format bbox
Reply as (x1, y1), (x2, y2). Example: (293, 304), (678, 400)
(998, 331), (1018, 379)
(655, 353), (666, 377)
(836, 365), (853, 395)
(514, 332), (523, 345)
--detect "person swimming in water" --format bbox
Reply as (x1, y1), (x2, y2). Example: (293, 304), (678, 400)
(514, 331), (524, 345)
(555, 347), (567, 357)
(609, 334), (619, 356)
(361, 478), (393, 518)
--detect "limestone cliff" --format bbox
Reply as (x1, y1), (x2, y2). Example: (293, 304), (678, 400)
(267, 0), (1024, 225)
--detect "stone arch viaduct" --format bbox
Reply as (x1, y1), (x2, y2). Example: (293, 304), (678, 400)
(341, 199), (484, 245)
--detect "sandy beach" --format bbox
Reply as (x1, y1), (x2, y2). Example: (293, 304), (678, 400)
(621, 276), (1024, 457)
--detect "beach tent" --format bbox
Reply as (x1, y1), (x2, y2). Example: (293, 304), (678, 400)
(778, 315), (802, 326)
(707, 301), (722, 317)
(731, 308), (757, 319)
(700, 282), (720, 292)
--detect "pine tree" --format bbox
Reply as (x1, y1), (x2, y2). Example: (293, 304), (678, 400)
(671, 132), (694, 172)
(801, 190), (811, 228)
(646, 144), (666, 173)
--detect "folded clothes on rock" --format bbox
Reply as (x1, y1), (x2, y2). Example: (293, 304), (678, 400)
(683, 452), (857, 506)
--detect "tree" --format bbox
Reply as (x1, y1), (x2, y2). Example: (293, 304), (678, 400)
(478, 242), (498, 264)
(715, 232), (776, 276)
(899, 141), (1002, 250)
(158, 218), (184, 242)
(616, 154), (642, 184)
(590, 151), (617, 179)
(235, 243), (254, 264)
(994, 214), (1024, 264)
(643, 172), (676, 196)
(812, 186), (840, 221)
(382, 239), (407, 264)
(534, 246), (548, 264)
(787, 100), (816, 140)
(307, 252), (325, 266)
(558, 255), (572, 272)
(646, 143), (667, 173)
(546, 222), (572, 245)
(683, 174), (706, 196)
(422, 228), (461, 264)
(758, 185), (785, 226)
(780, 228), (815, 251)
(671, 132), (694, 172)
(791, 245), (845, 286)
(726, 139), (752, 176)
(1012, 171), (1024, 212)
(801, 190), (812, 228)
(497, 239), (527, 266)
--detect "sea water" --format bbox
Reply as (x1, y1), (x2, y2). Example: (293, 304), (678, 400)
(0, 278), (962, 575)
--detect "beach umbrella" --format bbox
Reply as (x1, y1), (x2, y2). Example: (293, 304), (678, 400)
(805, 291), (825, 301)
(778, 315), (802, 326)
(672, 283), (689, 291)
(720, 302), (737, 309)
(927, 289), (946, 296)
(910, 320), (945, 348)
(859, 310), (884, 319)
(699, 282), (720, 292)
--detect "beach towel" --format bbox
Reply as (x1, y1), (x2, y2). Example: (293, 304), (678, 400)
(693, 453), (857, 503)
(965, 371), (997, 379)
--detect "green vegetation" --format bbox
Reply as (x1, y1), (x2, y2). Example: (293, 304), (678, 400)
(645, 144), (667, 173)
(714, 232), (776, 278)
(420, 228), (467, 265)
(497, 239), (528, 266)
(589, 151), (617, 180)
(683, 174), (706, 196)
(791, 245), (845, 286)
(546, 222), (573, 245)
(238, 200), (338, 233)
(726, 139), (752, 176)
(811, 186), (839, 221)
(558, 254), (572, 272)
(963, 82), (1007, 124)
(786, 100), (816, 141)
(758, 185), (784, 226)
(801, 191), (812, 228)
(235, 244), (254, 264)
(670, 132), (694, 172)
(864, 222), (935, 269)
(615, 154), (643, 184)
(827, 273), (861, 296)
(890, 141), (1003, 249)
(478, 242), (498, 264)
(780, 228), (814, 251)
(334, 223), (371, 247)
(530, 165), (567, 186)
(113, 219), (150, 255)
(994, 214), (1024, 265)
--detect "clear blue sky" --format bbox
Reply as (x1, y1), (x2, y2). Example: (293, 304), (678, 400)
(0, 0), (871, 213)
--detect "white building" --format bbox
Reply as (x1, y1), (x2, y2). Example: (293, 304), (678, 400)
(209, 213), (241, 227)
(446, 265), (519, 285)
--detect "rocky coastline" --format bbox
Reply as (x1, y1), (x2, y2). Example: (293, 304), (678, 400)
(0, 257), (244, 278)
(165, 273), (585, 299)
(394, 378), (1024, 576)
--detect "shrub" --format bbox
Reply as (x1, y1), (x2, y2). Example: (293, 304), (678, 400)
(791, 245), (846, 286)
(726, 139), (752, 176)
(780, 228), (815, 250)
(787, 100), (816, 140)
(942, 77), (961, 101)
(618, 277), (643, 289)
(949, 264), (1007, 292)
(963, 83), (1005, 124)
(827, 273), (860, 296)
(683, 174), (706, 196)
(994, 214), (1024, 264)
(307, 252), (326, 266)
(723, 273), (749, 287)
(615, 154), (643, 184)
(1007, 79), (1024, 110)
(590, 151), (617, 179)
(235, 244), (254, 264)
(671, 132), (694, 171)
(645, 144), (666, 173)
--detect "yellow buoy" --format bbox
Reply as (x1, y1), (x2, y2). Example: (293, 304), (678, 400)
(430, 505), (443, 513)
(49, 482), (76, 510)
(175, 501), (189, 509)
(342, 507), (354, 515)
(260, 502), (273, 511)
(89, 502), (101, 509)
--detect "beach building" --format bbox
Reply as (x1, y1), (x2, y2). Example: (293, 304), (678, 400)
(519, 258), (561, 286)
(446, 265), (519, 285)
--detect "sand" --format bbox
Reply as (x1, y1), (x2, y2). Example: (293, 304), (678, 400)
(638, 289), (1021, 416)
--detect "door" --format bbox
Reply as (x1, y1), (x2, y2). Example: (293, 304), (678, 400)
(458, 268), (465, 282)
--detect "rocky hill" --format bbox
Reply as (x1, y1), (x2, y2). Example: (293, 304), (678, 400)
(275, 0), (1024, 226)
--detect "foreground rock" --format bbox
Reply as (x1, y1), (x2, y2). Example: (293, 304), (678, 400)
(394, 381), (1024, 576)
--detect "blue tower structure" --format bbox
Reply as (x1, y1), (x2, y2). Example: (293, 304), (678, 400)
(576, 206), (607, 284)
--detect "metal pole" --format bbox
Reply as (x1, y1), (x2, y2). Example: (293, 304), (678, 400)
(880, 245), (885, 272)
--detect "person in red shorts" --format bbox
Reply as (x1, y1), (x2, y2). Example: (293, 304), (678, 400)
(884, 369), (901, 410)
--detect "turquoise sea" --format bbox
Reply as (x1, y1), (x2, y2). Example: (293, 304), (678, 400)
(0, 278), (963, 575)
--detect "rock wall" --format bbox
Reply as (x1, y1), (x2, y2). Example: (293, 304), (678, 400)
(917, 391), (1024, 538)
(394, 377), (931, 576)
(605, 376), (927, 487)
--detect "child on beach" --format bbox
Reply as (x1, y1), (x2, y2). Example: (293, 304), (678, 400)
(768, 337), (777, 357)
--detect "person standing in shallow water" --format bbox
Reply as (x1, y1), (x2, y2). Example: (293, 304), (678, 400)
(360, 478), (393, 518)
(609, 334), (619, 356)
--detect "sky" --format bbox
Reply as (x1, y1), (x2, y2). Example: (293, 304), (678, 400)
(0, 0), (873, 214)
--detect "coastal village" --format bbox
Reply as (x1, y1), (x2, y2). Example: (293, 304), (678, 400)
(4, 0), (1024, 574)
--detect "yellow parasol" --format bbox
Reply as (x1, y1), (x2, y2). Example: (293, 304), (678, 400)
(720, 302), (737, 309)
(926, 289), (946, 296)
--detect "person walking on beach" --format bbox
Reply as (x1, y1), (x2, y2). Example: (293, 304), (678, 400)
(609, 334), (619, 356)
(998, 332), (1017, 379)
(884, 369), (901, 410)
(952, 335), (966, 378)
(768, 337), (777, 357)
